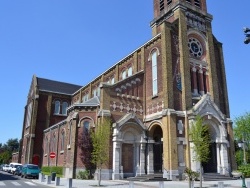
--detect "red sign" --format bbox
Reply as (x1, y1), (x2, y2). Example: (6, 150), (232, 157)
(50, 152), (56, 159)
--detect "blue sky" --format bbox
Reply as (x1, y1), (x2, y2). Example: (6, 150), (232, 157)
(0, 1), (249, 145)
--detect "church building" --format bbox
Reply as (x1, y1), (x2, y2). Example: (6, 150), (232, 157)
(20, 0), (236, 180)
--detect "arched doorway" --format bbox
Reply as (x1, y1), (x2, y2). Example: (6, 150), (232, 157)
(153, 126), (163, 173)
(202, 142), (217, 173)
(122, 131), (136, 178)
(32, 155), (39, 165)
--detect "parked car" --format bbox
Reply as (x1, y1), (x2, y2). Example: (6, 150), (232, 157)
(3, 164), (9, 172)
(0, 164), (4, 171)
(14, 165), (23, 176)
(7, 163), (21, 173)
(21, 164), (40, 179)
(11, 163), (22, 174)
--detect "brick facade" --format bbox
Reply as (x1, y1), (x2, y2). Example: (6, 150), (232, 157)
(19, 0), (236, 180)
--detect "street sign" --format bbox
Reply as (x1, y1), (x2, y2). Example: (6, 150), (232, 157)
(50, 152), (56, 159)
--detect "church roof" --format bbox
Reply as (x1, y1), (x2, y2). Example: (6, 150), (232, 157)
(37, 77), (82, 95)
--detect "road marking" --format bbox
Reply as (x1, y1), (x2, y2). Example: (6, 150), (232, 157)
(12, 181), (21, 186)
(0, 182), (5, 186)
(24, 181), (36, 186)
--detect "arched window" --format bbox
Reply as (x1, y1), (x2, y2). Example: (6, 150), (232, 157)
(111, 77), (115, 84)
(45, 136), (49, 154)
(82, 93), (89, 102)
(152, 52), (158, 96)
(122, 70), (126, 80)
(128, 67), (133, 77)
(54, 100), (60, 114)
(61, 131), (65, 151)
(26, 102), (33, 128)
(62, 102), (68, 115)
(68, 122), (72, 146)
(83, 121), (90, 132)
(51, 134), (56, 152)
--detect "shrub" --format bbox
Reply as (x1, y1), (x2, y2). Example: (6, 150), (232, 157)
(238, 164), (250, 177)
(41, 166), (63, 176)
(184, 167), (199, 180)
(77, 170), (91, 180)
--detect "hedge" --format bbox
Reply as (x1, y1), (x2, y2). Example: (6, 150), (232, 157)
(41, 166), (63, 176)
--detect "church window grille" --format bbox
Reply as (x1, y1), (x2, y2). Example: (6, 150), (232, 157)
(194, 0), (200, 7)
(159, 0), (164, 11)
(167, 0), (172, 5)
(152, 52), (158, 96)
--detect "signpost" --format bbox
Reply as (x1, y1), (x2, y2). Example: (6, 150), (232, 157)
(50, 152), (56, 159)
(49, 152), (56, 177)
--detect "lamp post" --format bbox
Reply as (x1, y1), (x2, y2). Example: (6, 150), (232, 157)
(238, 140), (247, 165)
(238, 140), (247, 188)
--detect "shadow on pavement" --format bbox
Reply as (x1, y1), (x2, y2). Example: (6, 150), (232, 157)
(0, 171), (19, 181)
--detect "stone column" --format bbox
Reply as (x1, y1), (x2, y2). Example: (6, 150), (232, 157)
(217, 143), (221, 173)
(220, 143), (229, 175)
(198, 69), (204, 95)
(204, 70), (210, 93)
(191, 67), (198, 96)
(138, 143), (146, 176)
(112, 129), (121, 180)
(147, 140), (154, 175)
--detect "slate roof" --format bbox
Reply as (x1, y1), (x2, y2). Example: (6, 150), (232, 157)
(37, 77), (82, 95)
(81, 96), (100, 106)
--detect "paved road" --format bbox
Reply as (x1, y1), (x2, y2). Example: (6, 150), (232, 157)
(0, 171), (48, 188)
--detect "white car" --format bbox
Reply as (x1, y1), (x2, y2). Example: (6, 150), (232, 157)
(11, 163), (22, 174)
(3, 164), (9, 172)
(7, 163), (21, 173)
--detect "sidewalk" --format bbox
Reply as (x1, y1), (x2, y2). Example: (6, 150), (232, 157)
(33, 177), (250, 188)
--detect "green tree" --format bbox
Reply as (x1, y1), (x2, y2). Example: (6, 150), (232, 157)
(0, 138), (19, 164)
(234, 112), (250, 164)
(91, 118), (112, 186)
(6, 138), (19, 152)
(0, 150), (11, 164)
(189, 115), (210, 188)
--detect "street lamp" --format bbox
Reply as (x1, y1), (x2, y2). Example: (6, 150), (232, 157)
(243, 27), (250, 44)
(238, 140), (247, 165)
(238, 140), (247, 188)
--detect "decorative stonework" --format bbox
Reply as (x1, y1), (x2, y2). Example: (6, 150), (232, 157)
(172, 34), (182, 91)
(110, 101), (143, 115)
(147, 101), (164, 115)
(186, 11), (206, 31)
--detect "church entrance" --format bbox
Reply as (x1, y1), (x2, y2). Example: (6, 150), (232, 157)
(122, 143), (134, 175)
(153, 126), (163, 173)
(202, 142), (217, 173)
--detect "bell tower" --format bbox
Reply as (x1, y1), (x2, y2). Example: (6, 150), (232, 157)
(148, 0), (236, 178)
(150, 0), (227, 112)
(151, 0), (209, 36)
